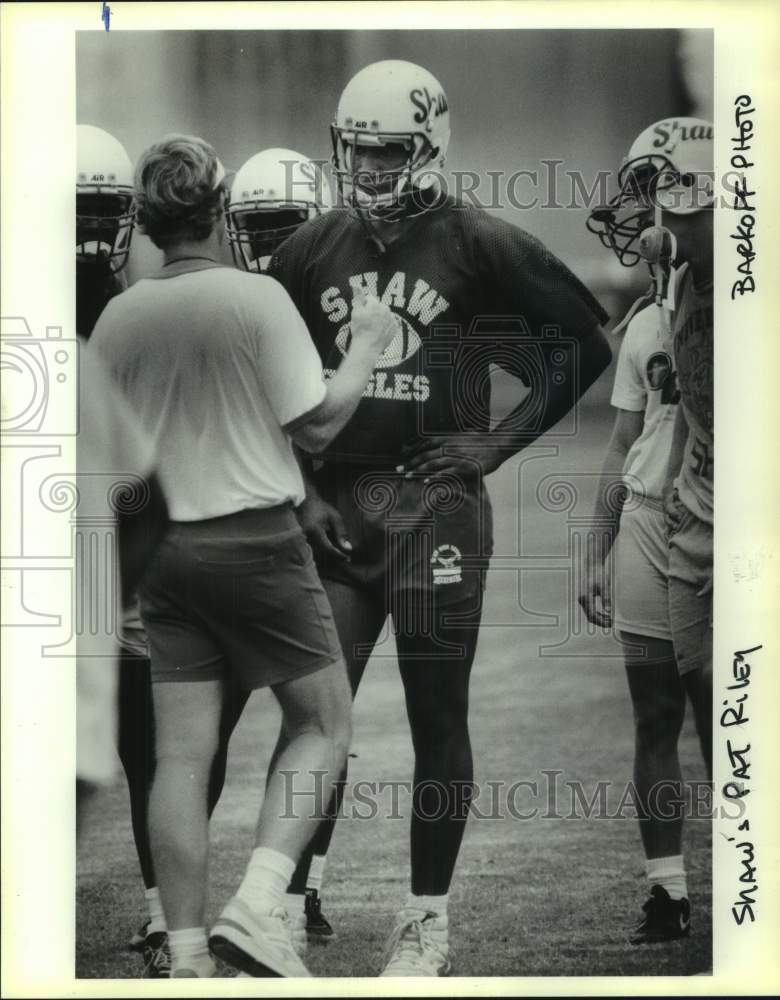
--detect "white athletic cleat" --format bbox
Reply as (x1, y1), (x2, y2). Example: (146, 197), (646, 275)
(379, 907), (451, 977)
(209, 897), (311, 978)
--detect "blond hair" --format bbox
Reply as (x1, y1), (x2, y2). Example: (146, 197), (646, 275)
(134, 134), (227, 248)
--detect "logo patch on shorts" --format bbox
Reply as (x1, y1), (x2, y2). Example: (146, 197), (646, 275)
(431, 544), (462, 585)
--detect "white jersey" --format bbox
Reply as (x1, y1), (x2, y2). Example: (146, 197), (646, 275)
(611, 304), (680, 502)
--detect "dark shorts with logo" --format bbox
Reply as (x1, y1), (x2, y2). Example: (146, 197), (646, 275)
(139, 504), (343, 688)
(310, 462), (493, 608)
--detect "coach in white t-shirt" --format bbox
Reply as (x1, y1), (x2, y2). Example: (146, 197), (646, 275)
(91, 133), (397, 978)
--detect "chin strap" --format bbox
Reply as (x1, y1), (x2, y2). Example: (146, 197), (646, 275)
(352, 202), (387, 254)
(350, 176), (443, 254)
(613, 203), (685, 337)
(637, 229), (673, 335)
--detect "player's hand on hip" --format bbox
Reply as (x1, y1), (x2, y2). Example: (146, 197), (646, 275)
(577, 559), (612, 628)
(298, 494), (352, 561)
(396, 436), (502, 481)
(349, 285), (400, 355)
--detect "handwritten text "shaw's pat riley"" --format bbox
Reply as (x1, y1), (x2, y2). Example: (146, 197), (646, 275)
(730, 96), (756, 301)
(721, 644), (762, 926)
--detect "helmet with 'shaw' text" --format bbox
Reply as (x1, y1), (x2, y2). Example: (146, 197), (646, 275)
(587, 117), (714, 266)
(331, 60), (451, 223)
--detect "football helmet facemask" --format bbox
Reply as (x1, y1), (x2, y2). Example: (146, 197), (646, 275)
(587, 117), (714, 266)
(226, 148), (331, 272)
(77, 124), (135, 271)
(331, 60), (450, 223)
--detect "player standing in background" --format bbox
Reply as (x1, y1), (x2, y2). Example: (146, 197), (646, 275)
(77, 125), (135, 337)
(268, 59), (612, 976)
(91, 133), (398, 978)
(585, 118), (713, 942)
(227, 147), (335, 945)
(76, 347), (165, 831)
(77, 124), (244, 977)
(227, 146), (332, 274)
(77, 124), (172, 977)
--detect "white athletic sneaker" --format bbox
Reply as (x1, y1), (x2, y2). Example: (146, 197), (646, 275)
(209, 897), (311, 978)
(170, 965), (215, 978)
(379, 907), (451, 977)
(238, 912), (305, 963)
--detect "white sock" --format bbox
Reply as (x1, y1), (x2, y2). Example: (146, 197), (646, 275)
(167, 927), (215, 977)
(307, 854), (327, 893)
(144, 886), (167, 935)
(237, 847), (296, 915)
(406, 892), (449, 919)
(646, 855), (688, 900)
(286, 892), (306, 916)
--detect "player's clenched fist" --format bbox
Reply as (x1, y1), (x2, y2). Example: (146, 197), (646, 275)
(285, 287), (402, 454)
(577, 558), (613, 629)
(298, 492), (352, 562)
(349, 284), (400, 354)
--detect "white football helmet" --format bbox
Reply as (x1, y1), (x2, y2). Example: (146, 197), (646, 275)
(226, 148), (331, 272)
(587, 117), (714, 266)
(331, 60), (450, 222)
(77, 124), (135, 271)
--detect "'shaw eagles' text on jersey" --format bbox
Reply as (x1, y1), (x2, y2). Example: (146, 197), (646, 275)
(322, 270), (450, 403)
(268, 197), (608, 464)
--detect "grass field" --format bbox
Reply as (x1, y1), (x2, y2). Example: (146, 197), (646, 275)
(76, 396), (712, 980)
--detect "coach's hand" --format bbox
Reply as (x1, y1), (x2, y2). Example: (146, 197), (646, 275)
(396, 437), (503, 481)
(578, 559), (612, 628)
(298, 494), (352, 562)
(350, 285), (400, 356)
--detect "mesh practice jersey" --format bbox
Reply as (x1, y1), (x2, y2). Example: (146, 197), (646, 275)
(268, 197), (608, 464)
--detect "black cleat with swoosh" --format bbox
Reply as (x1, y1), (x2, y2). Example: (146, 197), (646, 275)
(630, 885), (691, 944)
(304, 888), (335, 941)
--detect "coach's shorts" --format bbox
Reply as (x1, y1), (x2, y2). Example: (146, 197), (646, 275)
(667, 507), (713, 675)
(613, 499), (672, 642)
(139, 505), (343, 688)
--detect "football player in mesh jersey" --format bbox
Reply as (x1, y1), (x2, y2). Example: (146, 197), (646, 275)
(77, 125), (241, 978)
(267, 59), (612, 976)
(585, 118), (713, 943)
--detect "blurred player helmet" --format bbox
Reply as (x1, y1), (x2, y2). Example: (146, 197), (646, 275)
(587, 117), (714, 266)
(226, 148), (331, 272)
(331, 59), (450, 222)
(77, 124), (135, 271)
